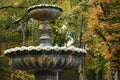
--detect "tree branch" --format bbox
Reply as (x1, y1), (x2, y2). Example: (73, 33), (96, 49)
(0, 6), (27, 10)
(13, 12), (28, 24)
(94, 28), (111, 52)
(99, 3), (107, 19)
(90, 0), (111, 53)
(94, 28), (107, 41)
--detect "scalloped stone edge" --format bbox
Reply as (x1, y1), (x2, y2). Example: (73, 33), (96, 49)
(27, 4), (63, 12)
(4, 46), (87, 55)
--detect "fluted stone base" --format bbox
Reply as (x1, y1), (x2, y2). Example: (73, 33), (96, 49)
(34, 70), (58, 80)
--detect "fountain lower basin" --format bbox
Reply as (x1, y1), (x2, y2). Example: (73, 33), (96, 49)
(4, 46), (86, 71)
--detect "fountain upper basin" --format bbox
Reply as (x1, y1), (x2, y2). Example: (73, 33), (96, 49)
(28, 4), (63, 21)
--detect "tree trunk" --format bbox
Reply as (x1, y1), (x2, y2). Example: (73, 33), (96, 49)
(22, 29), (26, 46)
(114, 70), (119, 80)
(20, 21), (27, 46)
(96, 55), (103, 80)
(79, 56), (86, 80)
(96, 70), (103, 80)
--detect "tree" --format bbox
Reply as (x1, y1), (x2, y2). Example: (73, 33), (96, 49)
(87, 0), (120, 80)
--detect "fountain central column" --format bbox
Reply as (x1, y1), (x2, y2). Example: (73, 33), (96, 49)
(39, 20), (52, 46)
(35, 20), (55, 80)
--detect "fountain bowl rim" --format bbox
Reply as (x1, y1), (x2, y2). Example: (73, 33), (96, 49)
(4, 46), (87, 57)
(27, 4), (63, 13)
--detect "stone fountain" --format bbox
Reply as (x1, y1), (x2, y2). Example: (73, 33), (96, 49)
(4, 4), (87, 80)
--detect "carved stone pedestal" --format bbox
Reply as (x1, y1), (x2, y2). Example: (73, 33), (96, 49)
(34, 71), (57, 80)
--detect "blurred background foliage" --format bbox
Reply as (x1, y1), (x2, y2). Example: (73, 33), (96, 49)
(0, 0), (120, 80)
